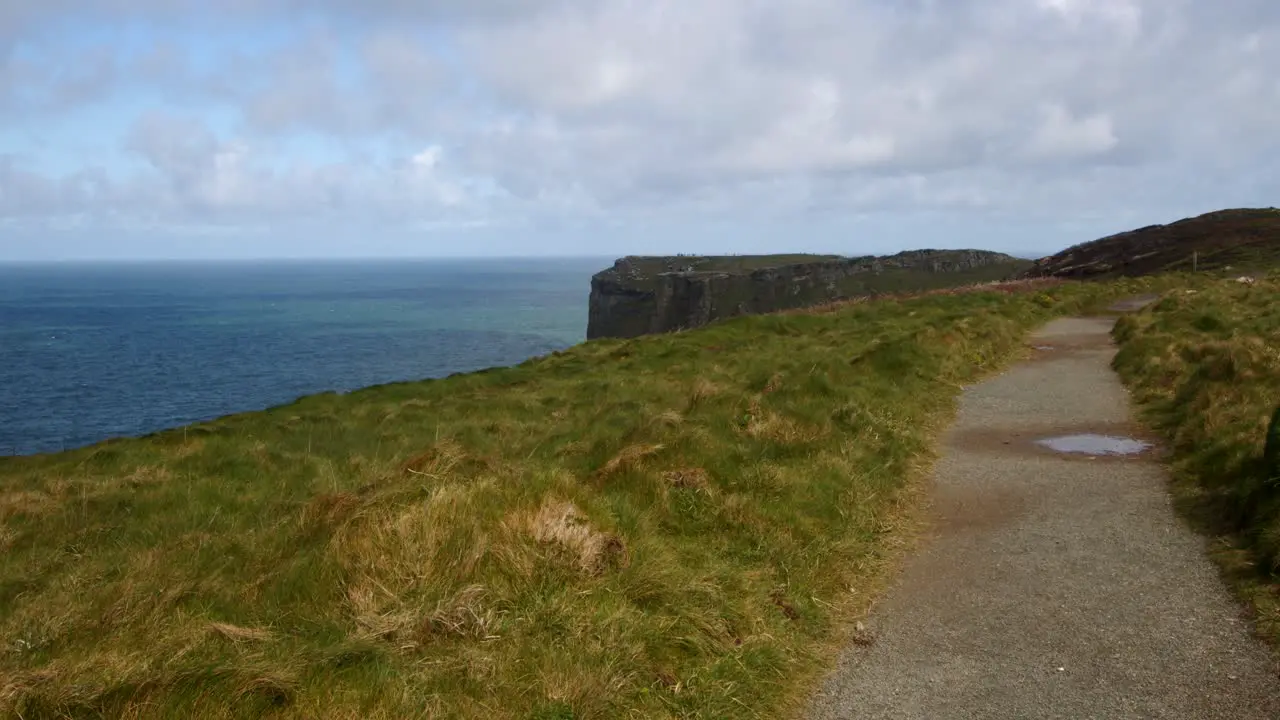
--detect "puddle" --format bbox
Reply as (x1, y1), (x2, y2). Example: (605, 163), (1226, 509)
(1035, 434), (1151, 456)
(1032, 345), (1055, 351)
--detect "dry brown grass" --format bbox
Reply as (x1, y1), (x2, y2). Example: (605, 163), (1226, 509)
(417, 584), (502, 641)
(763, 372), (784, 394)
(651, 409), (685, 426)
(299, 491), (361, 532)
(594, 442), (665, 479)
(688, 377), (725, 407)
(525, 498), (630, 576)
(209, 622), (275, 644)
(121, 465), (172, 489)
(743, 410), (826, 445)
(662, 468), (711, 491)
(401, 438), (469, 479)
(0, 488), (58, 518)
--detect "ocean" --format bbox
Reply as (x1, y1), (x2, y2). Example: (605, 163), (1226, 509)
(0, 258), (605, 456)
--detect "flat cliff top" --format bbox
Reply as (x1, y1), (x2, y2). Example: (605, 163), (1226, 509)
(1023, 207), (1280, 279)
(597, 249), (1025, 285)
(603, 254), (845, 279)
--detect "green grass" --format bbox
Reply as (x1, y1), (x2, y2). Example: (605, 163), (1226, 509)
(1112, 272), (1280, 647)
(1, 279), (1152, 719)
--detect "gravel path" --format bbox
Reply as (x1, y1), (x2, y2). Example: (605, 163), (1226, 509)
(807, 313), (1280, 719)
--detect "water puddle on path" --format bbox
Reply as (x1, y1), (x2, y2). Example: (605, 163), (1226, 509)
(1035, 434), (1151, 456)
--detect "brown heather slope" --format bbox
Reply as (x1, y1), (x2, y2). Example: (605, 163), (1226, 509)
(1022, 208), (1280, 279)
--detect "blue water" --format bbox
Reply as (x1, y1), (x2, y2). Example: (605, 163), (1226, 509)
(0, 258), (605, 456)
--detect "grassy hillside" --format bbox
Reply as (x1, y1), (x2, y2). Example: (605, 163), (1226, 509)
(1113, 273), (1280, 646)
(2, 279), (1151, 719)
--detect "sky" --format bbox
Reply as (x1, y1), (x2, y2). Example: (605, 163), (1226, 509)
(1, 0), (1278, 261)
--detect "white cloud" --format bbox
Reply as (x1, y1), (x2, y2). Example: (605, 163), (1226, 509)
(716, 78), (898, 174)
(1024, 104), (1118, 160)
(1, 0), (1279, 255)
(404, 146), (466, 207)
(1037, 0), (1143, 34)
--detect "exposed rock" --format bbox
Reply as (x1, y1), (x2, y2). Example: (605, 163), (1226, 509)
(1021, 208), (1280, 280)
(587, 250), (1028, 339)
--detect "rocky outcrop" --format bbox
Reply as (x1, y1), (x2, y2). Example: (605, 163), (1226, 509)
(587, 250), (1028, 339)
(1021, 208), (1280, 280)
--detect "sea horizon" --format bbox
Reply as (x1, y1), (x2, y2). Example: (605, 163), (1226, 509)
(0, 257), (608, 456)
(0, 255), (617, 267)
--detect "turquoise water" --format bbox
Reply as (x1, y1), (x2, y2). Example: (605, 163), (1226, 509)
(0, 258), (605, 456)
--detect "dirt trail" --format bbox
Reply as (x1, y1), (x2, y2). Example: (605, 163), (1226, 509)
(807, 310), (1280, 719)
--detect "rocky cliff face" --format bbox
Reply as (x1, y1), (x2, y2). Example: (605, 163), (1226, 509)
(587, 250), (1027, 339)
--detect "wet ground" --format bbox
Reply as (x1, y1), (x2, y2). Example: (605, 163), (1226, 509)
(807, 311), (1280, 720)
(1106, 293), (1160, 313)
(1035, 433), (1151, 456)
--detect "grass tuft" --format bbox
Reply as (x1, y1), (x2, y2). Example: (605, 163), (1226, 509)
(210, 622), (275, 644)
(661, 468), (711, 491)
(528, 499), (630, 576)
(595, 443), (666, 480)
(417, 584), (500, 641)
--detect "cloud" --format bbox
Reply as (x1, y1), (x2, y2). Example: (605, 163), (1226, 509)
(112, 111), (482, 224)
(1024, 105), (1118, 160)
(451, 0), (1277, 188)
(1, 0), (1279, 257)
(1037, 0), (1143, 34)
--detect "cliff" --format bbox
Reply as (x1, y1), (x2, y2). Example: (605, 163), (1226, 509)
(1020, 208), (1280, 280)
(587, 250), (1029, 339)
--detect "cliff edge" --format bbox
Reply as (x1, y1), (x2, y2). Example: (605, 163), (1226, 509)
(587, 250), (1028, 339)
